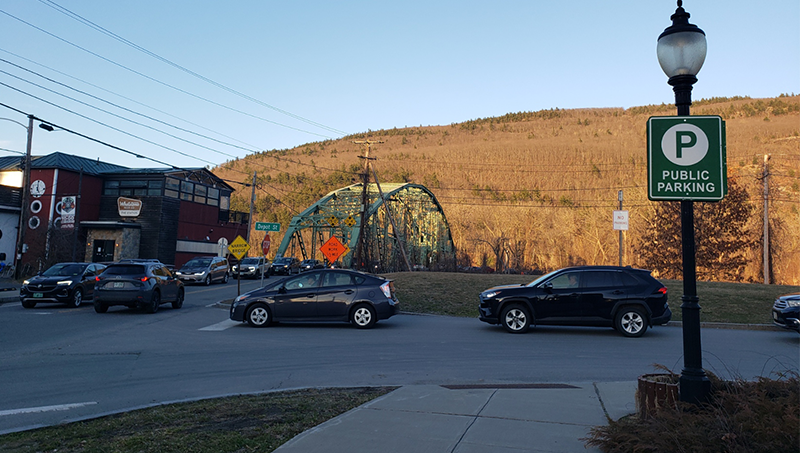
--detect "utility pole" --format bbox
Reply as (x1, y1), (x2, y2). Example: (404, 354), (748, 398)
(247, 171), (256, 247)
(762, 154), (770, 284)
(15, 116), (34, 279)
(353, 140), (381, 270)
(618, 190), (623, 267)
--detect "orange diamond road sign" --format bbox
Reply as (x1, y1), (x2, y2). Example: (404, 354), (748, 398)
(320, 236), (346, 263)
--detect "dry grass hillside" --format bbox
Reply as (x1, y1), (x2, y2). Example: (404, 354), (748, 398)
(215, 95), (800, 285)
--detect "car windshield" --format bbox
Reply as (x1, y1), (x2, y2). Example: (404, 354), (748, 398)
(185, 259), (211, 267)
(528, 269), (560, 287)
(274, 258), (292, 264)
(104, 265), (146, 275)
(241, 258), (260, 264)
(42, 264), (87, 277)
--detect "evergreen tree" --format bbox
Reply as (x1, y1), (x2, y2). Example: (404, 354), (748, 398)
(636, 177), (756, 281)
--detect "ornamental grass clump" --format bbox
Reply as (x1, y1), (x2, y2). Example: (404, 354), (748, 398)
(585, 372), (799, 453)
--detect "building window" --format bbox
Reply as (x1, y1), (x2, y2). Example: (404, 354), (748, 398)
(220, 194), (230, 210)
(208, 187), (219, 200)
(165, 189), (179, 198)
(194, 184), (207, 197)
(148, 180), (163, 196)
(165, 178), (180, 192)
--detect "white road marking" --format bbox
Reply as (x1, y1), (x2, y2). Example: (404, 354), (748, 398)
(199, 319), (239, 331)
(0, 402), (98, 417)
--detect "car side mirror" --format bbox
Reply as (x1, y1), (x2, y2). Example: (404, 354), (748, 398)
(278, 285), (287, 294)
(543, 282), (553, 293)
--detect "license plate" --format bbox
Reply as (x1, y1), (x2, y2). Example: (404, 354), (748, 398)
(113, 282), (124, 288)
(33, 292), (43, 298)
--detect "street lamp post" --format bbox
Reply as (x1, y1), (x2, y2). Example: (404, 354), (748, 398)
(657, 0), (711, 404)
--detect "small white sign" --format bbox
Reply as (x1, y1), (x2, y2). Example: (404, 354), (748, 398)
(613, 210), (629, 231)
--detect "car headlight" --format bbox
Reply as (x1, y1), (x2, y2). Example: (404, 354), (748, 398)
(483, 290), (500, 299)
(786, 299), (800, 307)
(58, 280), (73, 285)
(23, 279), (30, 285)
(234, 294), (247, 304)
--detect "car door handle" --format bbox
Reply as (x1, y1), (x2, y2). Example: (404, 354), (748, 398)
(611, 290), (624, 295)
(344, 290), (354, 295)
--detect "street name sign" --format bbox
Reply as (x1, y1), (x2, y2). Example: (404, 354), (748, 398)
(647, 116), (727, 201)
(255, 222), (280, 232)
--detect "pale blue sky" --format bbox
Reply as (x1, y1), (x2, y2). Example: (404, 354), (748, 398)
(0, 0), (797, 170)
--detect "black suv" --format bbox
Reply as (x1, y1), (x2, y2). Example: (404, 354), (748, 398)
(269, 257), (300, 275)
(93, 262), (184, 313)
(772, 293), (800, 332)
(479, 266), (671, 337)
(20, 262), (106, 308)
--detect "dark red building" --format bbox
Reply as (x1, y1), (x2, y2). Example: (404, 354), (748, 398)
(8, 152), (248, 276)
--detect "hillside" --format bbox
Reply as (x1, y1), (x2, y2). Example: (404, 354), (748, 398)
(215, 95), (800, 285)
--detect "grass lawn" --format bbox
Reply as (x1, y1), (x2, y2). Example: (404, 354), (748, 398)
(384, 271), (800, 325)
(0, 388), (394, 453)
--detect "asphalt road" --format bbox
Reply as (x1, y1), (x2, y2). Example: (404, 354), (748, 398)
(0, 277), (797, 434)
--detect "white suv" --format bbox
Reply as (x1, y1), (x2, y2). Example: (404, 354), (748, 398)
(232, 257), (269, 279)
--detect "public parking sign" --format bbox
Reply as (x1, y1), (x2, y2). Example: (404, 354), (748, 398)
(647, 116), (727, 201)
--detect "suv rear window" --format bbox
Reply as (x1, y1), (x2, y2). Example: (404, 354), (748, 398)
(104, 265), (146, 275)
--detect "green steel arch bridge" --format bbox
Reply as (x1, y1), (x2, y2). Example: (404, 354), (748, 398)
(273, 182), (456, 273)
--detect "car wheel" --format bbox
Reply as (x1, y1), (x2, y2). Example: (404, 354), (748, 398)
(172, 289), (184, 309)
(68, 288), (83, 308)
(246, 303), (271, 327)
(204, 275), (211, 286)
(351, 304), (377, 329)
(501, 304), (531, 334)
(21, 300), (36, 309)
(615, 307), (647, 337)
(146, 291), (161, 314)
(94, 300), (108, 313)
(222, 272), (229, 284)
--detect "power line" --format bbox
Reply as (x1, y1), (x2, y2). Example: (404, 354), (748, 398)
(38, 0), (349, 137)
(0, 94), (218, 167)
(0, 68), (243, 160)
(0, 8), (334, 139)
(0, 47), (264, 151)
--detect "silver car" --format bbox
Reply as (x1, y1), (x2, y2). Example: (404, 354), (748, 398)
(175, 256), (230, 285)
(232, 257), (269, 278)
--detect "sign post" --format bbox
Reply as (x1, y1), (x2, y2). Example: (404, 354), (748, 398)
(227, 235), (250, 295)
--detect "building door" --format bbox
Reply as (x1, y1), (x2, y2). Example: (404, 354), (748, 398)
(92, 240), (115, 262)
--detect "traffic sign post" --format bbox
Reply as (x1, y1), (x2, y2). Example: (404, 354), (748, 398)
(261, 234), (271, 256)
(255, 222), (280, 232)
(648, 116), (727, 201)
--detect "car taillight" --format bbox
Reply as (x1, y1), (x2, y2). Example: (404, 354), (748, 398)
(141, 276), (149, 282)
(656, 287), (667, 295)
(95, 276), (101, 282)
(380, 281), (393, 299)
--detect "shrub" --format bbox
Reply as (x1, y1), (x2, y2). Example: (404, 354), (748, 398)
(585, 373), (799, 453)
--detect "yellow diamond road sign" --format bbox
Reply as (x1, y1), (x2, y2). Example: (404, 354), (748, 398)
(327, 216), (339, 226)
(227, 235), (250, 260)
(343, 215), (356, 227)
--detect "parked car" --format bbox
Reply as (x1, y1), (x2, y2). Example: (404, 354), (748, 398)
(20, 262), (106, 308)
(772, 293), (800, 332)
(269, 256), (300, 275)
(478, 266), (671, 337)
(93, 262), (184, 313)
(230, 269), (399, 329)
(174, 256), (229, 285)
(232, 257), (269, 279)
(299, 259), (324, 272)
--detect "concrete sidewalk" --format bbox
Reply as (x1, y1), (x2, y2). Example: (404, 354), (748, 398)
(275, 382), (636, 453)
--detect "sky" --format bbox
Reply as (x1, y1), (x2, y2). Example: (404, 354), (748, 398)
(0, 0), (798, 173)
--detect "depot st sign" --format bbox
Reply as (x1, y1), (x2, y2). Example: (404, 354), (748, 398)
(647, 116), (727, 201)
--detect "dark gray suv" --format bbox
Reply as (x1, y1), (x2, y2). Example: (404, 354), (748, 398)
(479, 266), (671, 337)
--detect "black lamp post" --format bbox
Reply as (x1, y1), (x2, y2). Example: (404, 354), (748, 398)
(657, 0), (711, 404)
